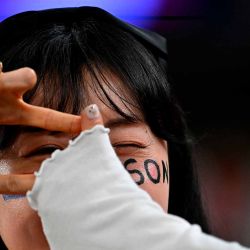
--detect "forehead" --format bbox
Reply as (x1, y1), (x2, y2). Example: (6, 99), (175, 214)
(31, 68), (143, 122)
(84, 69), (143, 121)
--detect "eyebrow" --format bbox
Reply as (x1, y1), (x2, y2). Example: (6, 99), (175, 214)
(104, 117), (139, 128)
(19, 117), (139, 134)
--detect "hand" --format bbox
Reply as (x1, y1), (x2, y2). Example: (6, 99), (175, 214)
(0, 104), (104, 195)
(0, 66), (81, 132)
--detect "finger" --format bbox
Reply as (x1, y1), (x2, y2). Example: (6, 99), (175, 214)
(81, 104), (104, 131)
(0, 61), (3, 73)
(23, 103), (82, 133)
(0, 67), (37, 96)
(0, 174), (35, 194)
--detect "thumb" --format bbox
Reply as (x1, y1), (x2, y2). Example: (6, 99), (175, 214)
(81, 104), (104, 131)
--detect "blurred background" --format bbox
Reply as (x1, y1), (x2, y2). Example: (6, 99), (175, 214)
(1, 0), (250, 247)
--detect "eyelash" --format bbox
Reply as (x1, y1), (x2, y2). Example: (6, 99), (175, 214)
(112, 143), (147, 149)
(26, 143), (147, 157)
(25, 145), (61, 157)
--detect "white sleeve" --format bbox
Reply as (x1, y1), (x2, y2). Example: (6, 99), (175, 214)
(27, 125), (249, 250)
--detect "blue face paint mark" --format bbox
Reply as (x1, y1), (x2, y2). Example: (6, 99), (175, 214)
(2, 194), (26, 201)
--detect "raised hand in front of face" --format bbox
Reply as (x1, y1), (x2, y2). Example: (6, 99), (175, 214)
(0, 64), (104, 195)
(0, 64), (81, 132)
(0, 103), (104, 195)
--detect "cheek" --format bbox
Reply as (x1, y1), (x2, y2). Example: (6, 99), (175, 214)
(0, 158), (48, 248)
(141, 180), (169, 212)
(0, 197), (48, 249)
(123, 158), (169, 212)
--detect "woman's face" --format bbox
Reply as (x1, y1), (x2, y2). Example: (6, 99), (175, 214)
(0, 73), (169, 249)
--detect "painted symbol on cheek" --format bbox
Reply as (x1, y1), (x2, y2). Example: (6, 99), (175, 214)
(144, 159), (161, 184)
(124, 158), (145, 185)
(2, 194), (26, 201)
(162, 160), (169, 183)
(123, 158), (169, 185)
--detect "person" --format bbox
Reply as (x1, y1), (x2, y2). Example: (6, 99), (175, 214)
(0, 6), (247, 250)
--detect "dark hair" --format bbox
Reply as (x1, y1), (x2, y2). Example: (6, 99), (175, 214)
(0, 7), (209, 233)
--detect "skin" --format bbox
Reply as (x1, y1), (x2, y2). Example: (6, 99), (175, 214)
(0, 68), (169, 250)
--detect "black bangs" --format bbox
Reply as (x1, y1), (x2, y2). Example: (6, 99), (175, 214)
(0, 18), (165, 148)
(1, 16), (170, 118)
(2, 23), (87, 115)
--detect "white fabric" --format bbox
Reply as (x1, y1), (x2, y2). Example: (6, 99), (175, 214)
(27, 125), (249, 250)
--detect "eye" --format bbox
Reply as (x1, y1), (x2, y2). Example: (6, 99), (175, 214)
(113, 143), (146, 149)
(24, 145), (61, 157)
(112, 142), (148, 155)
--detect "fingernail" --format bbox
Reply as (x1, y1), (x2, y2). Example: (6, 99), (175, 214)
(86, 104), (100, 119)
(0, 61), (3, 73)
